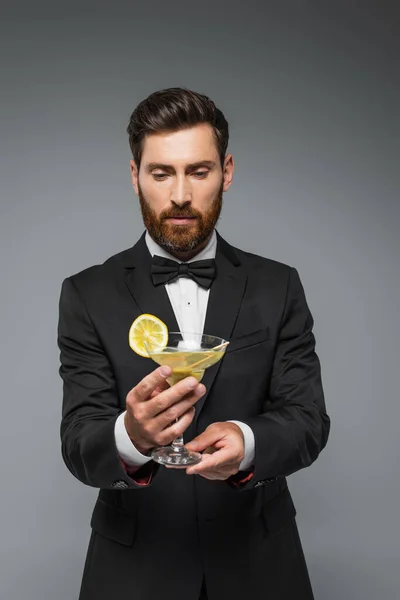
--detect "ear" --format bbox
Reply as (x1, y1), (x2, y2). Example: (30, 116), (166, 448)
(222, 153), (234, 192)
(130, 159), (139, 195)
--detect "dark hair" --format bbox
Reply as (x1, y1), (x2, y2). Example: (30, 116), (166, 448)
(127, 87), (229, 169)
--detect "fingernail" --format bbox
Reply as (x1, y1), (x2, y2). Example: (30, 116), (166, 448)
(187, 377), (197, 389)
(196, 384), (205, 394)
(160, 366), (171, 376)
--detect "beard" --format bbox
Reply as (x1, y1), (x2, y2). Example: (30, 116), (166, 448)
(138, 180), (223, 254)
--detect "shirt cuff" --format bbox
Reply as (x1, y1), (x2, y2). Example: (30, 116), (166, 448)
(114, 411), (153, 468)
(227, 420), (255, 471)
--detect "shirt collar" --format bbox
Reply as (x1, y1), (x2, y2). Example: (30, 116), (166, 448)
(145, 229), (217, 263)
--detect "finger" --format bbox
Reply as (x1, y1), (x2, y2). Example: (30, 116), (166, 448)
(185, 426), (223, 453)
(185, 460), (232, 479)
(154, 406), (196, 448)
(186, 447), (235, 475)
(129, 366), (172, 403)
(149, 379), (171, 398)
(148, 378), (205, 421)
(157, 387), (206, 431)
(196, 470), (230, 481)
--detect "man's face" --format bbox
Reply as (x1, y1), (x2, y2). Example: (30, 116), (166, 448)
(130, 123), (234, 256)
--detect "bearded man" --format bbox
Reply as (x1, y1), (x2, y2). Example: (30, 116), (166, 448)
(58, 87), (330, 600)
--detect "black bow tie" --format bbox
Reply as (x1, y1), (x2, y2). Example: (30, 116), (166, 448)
(151, 255), (216, 289)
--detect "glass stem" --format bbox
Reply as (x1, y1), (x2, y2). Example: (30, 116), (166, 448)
(171, 418), (184, 451)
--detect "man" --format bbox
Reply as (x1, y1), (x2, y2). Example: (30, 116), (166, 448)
(58, 87), (330, 600)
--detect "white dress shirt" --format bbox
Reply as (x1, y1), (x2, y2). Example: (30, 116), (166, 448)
(114, 229), (256, 471)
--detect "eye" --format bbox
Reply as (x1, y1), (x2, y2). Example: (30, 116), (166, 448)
(152, 171), (208, 180)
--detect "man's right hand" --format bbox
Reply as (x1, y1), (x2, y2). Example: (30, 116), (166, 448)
(124, 366), (206, 455)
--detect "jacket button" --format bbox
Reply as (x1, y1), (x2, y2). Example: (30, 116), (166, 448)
(111, 480), (129, 489)
(255, 477), (278, 488)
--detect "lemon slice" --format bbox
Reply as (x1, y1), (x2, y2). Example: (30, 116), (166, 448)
(128, 314), (168, 358)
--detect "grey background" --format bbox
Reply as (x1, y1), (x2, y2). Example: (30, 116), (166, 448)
(1, 1), (399, 598)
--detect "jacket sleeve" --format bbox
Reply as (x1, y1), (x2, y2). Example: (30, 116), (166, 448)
(58, 276), (159, 489)
(230, 267), (330, 491)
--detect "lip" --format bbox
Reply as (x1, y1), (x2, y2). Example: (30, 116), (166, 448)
(167, 217), (196, 225)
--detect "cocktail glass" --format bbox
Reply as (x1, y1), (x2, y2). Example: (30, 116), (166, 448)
(144, 332), (229, 467)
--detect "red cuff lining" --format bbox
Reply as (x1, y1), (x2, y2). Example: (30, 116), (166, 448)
(229, 469), (255, 488)
(120, 458), (153, 486)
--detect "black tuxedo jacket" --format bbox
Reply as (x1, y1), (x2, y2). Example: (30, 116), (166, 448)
(58, 231), (330, 600)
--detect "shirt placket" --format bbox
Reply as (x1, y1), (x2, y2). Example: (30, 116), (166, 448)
(179, 277), (198, 335)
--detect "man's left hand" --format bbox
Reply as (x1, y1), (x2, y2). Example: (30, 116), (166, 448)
(179, 422), (245, 480)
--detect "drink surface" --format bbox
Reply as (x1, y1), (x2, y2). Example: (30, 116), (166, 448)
(150, 349), (225, 385)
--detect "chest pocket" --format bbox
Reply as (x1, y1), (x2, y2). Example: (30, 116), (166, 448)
(225, 326), (270, 354)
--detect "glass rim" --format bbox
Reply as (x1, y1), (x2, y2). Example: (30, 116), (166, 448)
(143, 332), (229, 352)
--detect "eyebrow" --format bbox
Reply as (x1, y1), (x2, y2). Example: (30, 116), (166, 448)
(145, 160), (217, 173)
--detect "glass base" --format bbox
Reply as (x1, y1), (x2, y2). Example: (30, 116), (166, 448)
(151, 445), (202, 467)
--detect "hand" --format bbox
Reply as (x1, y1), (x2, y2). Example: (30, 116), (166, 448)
(183, 422), (245, 480)
(124, 366), (206, 455)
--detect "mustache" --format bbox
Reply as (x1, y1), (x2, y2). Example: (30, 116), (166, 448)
(162, 210), (200, 219)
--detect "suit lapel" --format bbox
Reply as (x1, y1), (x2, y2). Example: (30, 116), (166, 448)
(122, 232), (180, 332)
(193, 231), (247, 422)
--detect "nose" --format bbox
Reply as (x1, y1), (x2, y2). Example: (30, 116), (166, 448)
(170, 175), (192, 205)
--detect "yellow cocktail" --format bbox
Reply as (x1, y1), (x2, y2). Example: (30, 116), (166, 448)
(149, 348), (225, 386)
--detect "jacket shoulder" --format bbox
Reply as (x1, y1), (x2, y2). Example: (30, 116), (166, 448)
(232, 244), (294, 278)
(61, 246), (133, 292)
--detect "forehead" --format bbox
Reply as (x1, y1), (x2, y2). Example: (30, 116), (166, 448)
(141, 123), (219, 165)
